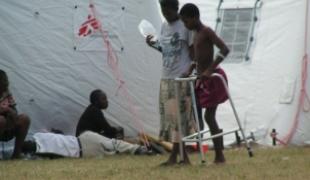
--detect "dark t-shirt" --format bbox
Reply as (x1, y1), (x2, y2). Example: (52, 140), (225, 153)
(75, 104), (117, 137)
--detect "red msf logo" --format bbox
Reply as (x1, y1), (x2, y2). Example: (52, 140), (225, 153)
(78, 14), (100, 37)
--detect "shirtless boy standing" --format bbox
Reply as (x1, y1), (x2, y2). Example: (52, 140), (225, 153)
(180, 3), (230, 163)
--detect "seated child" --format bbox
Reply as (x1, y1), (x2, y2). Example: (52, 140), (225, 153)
(76, 89), (124, 139)
(0, 69), (30, 159)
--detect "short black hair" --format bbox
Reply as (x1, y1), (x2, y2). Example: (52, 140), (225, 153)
(0, 69), (8, 83)
(159, 0), (179, 11)
(0, 69), (9, 93)
(90, 89), (105, 105)
(179, 3), (200, 18)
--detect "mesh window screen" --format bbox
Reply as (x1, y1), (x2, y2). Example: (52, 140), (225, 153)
(216, 8), (253, 63)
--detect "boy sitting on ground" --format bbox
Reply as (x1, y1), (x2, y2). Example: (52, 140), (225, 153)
(0, 69), (30, 159)
(76, 89), (123, 139)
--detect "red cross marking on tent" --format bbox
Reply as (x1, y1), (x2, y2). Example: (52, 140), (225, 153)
(78, 14), (100, 37)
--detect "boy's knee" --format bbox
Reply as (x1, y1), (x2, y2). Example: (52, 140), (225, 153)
(17, 114), (31, 127)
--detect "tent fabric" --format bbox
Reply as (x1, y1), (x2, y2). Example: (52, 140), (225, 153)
(1, 0), (310, 146)
(0, 0), (162, 137)
(180, 0), (310, 145)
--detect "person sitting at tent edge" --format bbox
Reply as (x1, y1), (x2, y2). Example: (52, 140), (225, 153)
(0, 69), (30, 159)
(22, 130), (150, 158)
(76, 89), (124, 139)
(180, 3), (230, 164)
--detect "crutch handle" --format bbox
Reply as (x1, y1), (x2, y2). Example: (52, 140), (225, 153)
(175, 73), (225, 82)
(175, 75), (197, 82)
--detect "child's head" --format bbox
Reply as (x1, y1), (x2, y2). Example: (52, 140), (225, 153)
(179, 3), (200, 30)
(0, 69), (9, 94)
(159, 0), (179, 23)
(90, 89), (108, 109)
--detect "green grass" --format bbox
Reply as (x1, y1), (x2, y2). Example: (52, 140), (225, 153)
(1, 147), (310, 180)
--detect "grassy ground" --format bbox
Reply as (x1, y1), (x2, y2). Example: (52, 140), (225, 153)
(1, 147), (310, 180)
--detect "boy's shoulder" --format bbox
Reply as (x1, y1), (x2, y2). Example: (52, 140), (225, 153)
(163, 19), (187, 29)
(200, 25), (217, 38)
(162, 20), (191, 39)
(202, 26), (215, 33)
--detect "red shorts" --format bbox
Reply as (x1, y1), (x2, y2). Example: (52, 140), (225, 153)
(195, 68), (228, 108)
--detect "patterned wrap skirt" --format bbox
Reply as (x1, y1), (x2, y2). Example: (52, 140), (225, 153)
(159, 79), (195, 143)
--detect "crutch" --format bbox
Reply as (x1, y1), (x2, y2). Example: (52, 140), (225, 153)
(210, 73), (253, 158)
(176, 73), (253, 164)
(175, 76), (205, 163)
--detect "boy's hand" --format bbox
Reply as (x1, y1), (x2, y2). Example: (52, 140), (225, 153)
(180, 72), (190, 78)
(146, 35), (156, 46)
(0, 105), (10, 114)
(200, 68), (213, 80)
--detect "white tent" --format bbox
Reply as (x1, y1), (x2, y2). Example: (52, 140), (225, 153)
(1, 0), (310, 146)
(0, 0), (162, 137)
(180, 0), (310, 146)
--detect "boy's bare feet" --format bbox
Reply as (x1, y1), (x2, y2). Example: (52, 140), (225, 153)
(178, 160), (191, 165)
(159, 160), (177, 166)
(214, 156), (226, 164)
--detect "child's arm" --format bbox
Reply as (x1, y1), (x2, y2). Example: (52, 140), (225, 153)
(6, 108), (18, 120)
(146, 35), (162, 52)
(0, 107), (18, 129)
(0, 93), (17, 114)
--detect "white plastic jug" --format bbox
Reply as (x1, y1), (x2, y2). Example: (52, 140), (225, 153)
(138, 19), (157, 40)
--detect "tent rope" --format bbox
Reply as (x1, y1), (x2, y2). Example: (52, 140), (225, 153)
(280, 0), (309, 145)
(88, 0), (149, 147)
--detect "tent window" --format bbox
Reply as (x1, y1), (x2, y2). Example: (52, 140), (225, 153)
(216, 8), (254, 63)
